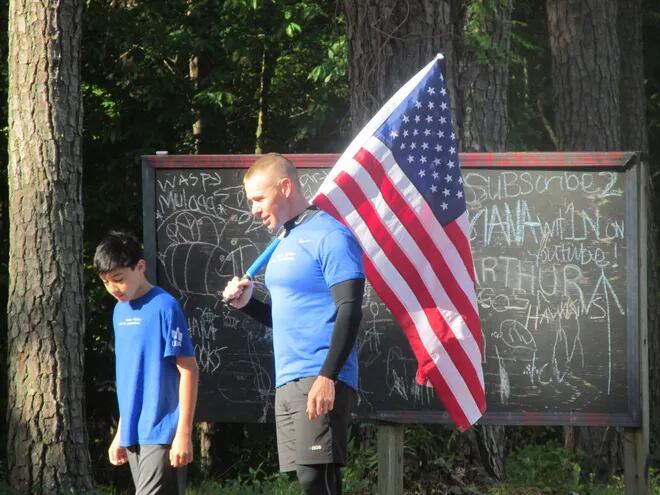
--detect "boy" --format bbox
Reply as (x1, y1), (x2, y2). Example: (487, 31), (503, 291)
(94, 231), (198, 494)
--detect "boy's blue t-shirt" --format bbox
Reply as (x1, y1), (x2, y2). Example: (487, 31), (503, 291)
(265, 211), (364, 389)
(113, 286), (194, 447)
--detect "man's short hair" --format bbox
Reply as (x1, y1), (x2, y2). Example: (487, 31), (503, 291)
(94, 231), (143, 274)
(244, 153), (300, 188)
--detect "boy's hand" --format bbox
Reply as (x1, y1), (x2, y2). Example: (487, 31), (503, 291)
(222, 276), (253, 308)
(108, 434), (128, 466)
(169, 432), (193, 468)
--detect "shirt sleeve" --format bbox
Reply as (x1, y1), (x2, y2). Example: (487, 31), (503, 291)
(317, 227), (364, 288)
(162, 302), (195, 358)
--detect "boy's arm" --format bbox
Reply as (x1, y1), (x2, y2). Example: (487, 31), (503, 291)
(169, 356), (199, 468)
(108, 417), (127, 465)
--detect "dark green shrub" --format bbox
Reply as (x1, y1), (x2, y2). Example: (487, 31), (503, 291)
(506, 441), (581, 494)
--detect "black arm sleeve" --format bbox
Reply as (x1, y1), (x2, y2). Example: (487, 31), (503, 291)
(319, 278), (365, 380)
(239, 297), (273, 328)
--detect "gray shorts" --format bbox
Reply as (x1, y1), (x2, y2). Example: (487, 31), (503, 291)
(275, 376), (357, 472)
(126, 444), (187, 495)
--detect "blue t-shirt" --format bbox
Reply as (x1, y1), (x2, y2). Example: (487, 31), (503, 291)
(113, 286), (195, 447)
(265, 211), (364, 389)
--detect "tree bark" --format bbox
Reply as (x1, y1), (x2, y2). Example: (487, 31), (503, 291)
(190, 54), (203, 154)
(547, 0), (620, 151)
(255, 40), (277, 154)
(6, 0), (94, 492)
(619, 0), (658, 462)
(458, 0), (513, 480)
(546, 0), (622, 479)
(343, 0), (464, 134)
(618, 0), (647, 155)
(458, 0), (512, 153)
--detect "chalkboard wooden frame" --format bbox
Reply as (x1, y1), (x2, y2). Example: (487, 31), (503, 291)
(142, 151), (643, 427)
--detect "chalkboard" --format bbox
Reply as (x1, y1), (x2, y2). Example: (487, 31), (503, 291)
(142, 152), (642, 426)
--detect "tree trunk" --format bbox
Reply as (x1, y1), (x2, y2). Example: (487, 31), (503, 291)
(619, 0), (658, 468)
(190, 54), (203, 154)
(547, 0), (620, 151)
(6, 0), (94, 492)
(546, 0), (622, 479)
(343, 0), (464, 134)
(255, 41), (277, 154)
(458, 0), (513, 481)
(618, 0), (648, 155)
(458, 0), (512, 153)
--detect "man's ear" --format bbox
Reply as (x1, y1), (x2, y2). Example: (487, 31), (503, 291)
(136, 259), (146, 272)
(279, 177), (293, 197)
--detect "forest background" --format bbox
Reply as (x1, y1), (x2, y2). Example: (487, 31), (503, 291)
(1, 0), (660, 493)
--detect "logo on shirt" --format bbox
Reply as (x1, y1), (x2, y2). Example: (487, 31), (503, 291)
(309, 445), (323, 451)
(172, 327), (183, 347)
(271, 251), (296, 264)
(118, 317), (142, 327)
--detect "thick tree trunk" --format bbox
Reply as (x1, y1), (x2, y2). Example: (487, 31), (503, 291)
(547, 0), (620, 151)
(618, 0), (648, 154)
(458, 0), (512, 153)
(619, 0), (658, 466)
(343, 0), (464, 134)
(6, 0), (94, 492)
(546, 0), (622, 479)
(458, 0), (513, 480)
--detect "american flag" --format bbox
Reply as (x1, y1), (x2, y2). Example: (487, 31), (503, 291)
(313, 54), (485, 431)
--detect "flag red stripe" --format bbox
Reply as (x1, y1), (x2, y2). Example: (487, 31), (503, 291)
(327, 171), (486, 407)
(355, 148), (483, 350)
(444, 219), (477, 285)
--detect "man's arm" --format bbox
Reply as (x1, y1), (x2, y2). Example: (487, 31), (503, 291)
(170, 356), (199, 468)
(307, 278), (365, 420)
(240, 296), (273, 328)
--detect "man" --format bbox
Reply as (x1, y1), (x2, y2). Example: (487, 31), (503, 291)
(222, 153), (364, 495)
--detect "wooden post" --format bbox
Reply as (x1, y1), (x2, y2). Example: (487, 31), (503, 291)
(377, 423), (404, 495)
(623, 157), (649, 495)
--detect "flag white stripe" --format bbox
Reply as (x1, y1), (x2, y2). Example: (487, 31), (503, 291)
(324, 184), (483, 423)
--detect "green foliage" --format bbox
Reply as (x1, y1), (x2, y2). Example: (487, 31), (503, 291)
(341, 436), (377, 494)
(505, 441), (582, 494)
(464, 1), (512, 65)
(653, 468), (660, 495)
(189, 466), (301, 495)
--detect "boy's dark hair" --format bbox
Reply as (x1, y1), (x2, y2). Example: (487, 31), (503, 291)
(94, 231), (144, 273)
